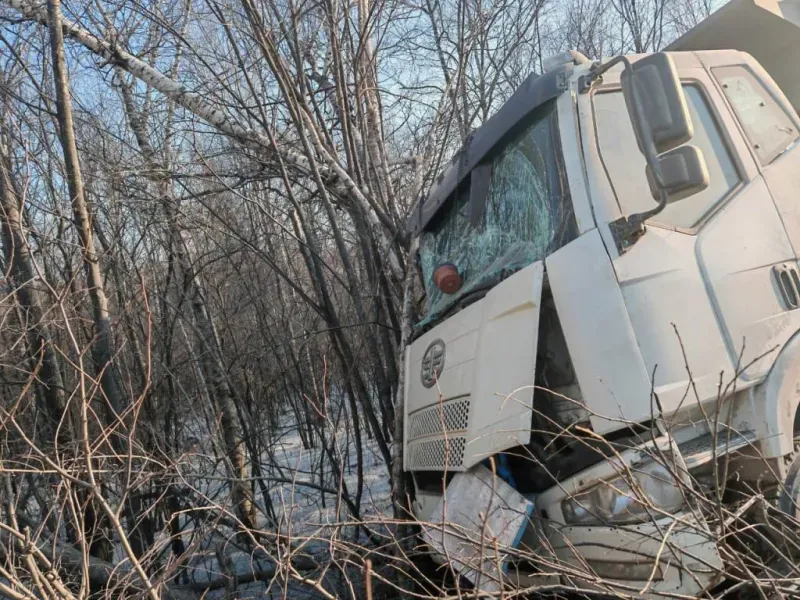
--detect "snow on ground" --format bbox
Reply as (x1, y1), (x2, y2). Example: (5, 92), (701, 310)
(266, 422), (392, 535)
(169, 416), (394, 598)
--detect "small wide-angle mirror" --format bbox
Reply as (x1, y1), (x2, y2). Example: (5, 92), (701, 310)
(645, 145), (709, 203)
(621, 53), (693, 158)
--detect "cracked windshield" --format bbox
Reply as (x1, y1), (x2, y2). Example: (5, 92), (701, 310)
(418, 101), (575, 326)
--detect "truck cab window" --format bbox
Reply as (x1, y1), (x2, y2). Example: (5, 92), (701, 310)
(593, 85), (740, 230)
(713, 65), (799, 166)
(418, 101), (575, 327)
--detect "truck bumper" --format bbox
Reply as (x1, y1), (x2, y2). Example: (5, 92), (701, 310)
(533, 512), (724, 597)
(528, 437), (725, 598)
(412, 435), (727, 597)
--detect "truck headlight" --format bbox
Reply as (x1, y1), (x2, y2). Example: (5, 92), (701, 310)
(561, 462), (685, 525)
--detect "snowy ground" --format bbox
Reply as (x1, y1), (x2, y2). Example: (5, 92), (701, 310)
(266, 423), (392, 531)
(168, 418), (394, 598)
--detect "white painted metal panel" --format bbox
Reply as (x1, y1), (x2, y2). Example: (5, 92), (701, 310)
(696, 177), (800, 379)
(422, 465), (533, 593)
(546, 230), (655, 433)
(463, 262), (543, 467)
(614, 228), (734, 413)
(404, 301), (482, 471)
(574, 85), (625, 259)
(405, 301), (482, 416)
(405, 262), (543, 471)
(762, 145), (800, 258)
(557, 92), (595, 234)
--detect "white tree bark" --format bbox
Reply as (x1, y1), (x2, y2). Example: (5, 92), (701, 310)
(3, 0), (299, 164)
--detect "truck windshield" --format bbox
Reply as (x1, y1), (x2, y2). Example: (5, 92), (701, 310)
(418, 101), (575, 327)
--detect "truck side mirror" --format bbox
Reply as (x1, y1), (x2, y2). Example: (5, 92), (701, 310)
(601, 52), (706, 251)
(621, 53), (693, 159)
(645, 145), (709, 203)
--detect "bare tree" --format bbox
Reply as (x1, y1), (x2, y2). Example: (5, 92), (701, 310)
(0, 125), (67, 444)
(0, 0), (743, 596)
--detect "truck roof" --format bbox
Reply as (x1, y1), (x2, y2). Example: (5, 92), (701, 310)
(667, 0), (800, 114)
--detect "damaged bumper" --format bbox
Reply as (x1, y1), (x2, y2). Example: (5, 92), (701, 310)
(523, 436), (725, 597)
(416, 433), (726, 598)
(527, 509), (723, 596)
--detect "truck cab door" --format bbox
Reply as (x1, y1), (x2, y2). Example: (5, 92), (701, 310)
(580, 57), (800, 418)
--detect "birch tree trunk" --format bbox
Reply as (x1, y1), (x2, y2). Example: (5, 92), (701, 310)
(46, 0), (148, 562)
(114, 70), (256, 530)
(46, 0), (125, 425)
(392, 239), (418, 522)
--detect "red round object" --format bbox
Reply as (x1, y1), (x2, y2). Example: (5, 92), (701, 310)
(433, 263), (463, 295)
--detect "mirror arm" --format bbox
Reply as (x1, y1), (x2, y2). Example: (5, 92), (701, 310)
(609, 165), (669, 255)
(609, 186), (668, 254)
(630, 188), (668, 229)
(579, 55), (630, 93)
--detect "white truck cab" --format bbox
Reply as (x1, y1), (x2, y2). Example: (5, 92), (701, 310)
(403, 0), (800, 595)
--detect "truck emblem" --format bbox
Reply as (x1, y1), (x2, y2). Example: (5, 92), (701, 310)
(421, 339), (446, 388)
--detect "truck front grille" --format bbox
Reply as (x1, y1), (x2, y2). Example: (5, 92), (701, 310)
(406, 397), (470, 470)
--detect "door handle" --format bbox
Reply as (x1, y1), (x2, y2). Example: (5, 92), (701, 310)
(773, 263), (800, 309)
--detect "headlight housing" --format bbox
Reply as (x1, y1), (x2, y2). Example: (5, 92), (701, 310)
(561, 461), (685, 525)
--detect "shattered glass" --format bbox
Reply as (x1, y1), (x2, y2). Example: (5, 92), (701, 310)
(417, 102), (575, 328)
